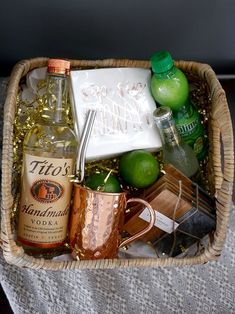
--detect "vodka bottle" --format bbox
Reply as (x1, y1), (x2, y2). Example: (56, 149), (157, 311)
(17, 59), (78, 257)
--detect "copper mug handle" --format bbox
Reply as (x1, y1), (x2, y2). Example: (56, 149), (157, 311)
(119, 198), (156, 248)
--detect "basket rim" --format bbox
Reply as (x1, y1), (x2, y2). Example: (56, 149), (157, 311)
(1, 57), (234, 270)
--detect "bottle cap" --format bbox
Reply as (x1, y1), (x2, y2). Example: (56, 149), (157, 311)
(153, 106), (173, 122)
(47, 59), (70, 75)
(150, 51), (174, 74)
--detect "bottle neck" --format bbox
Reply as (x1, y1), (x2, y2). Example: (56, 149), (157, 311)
(41, 73), (69, 124)
(155, 117), (181, 147)
(153, 65), (177, 79)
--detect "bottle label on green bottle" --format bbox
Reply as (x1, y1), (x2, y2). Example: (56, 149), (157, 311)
(177, 119), (198, 136)
(175, 113), (206, 160)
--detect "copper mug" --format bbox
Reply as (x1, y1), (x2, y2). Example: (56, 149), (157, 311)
(69, 184), (155, 260)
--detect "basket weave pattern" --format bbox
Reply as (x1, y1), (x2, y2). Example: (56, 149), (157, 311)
(1, 58), (234, 270)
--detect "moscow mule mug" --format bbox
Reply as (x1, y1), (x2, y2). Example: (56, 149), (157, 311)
(69, 184), (155, 260)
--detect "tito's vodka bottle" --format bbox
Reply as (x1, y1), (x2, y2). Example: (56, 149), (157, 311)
(17, 59), (77, 257)
(153, 106), (199, 178)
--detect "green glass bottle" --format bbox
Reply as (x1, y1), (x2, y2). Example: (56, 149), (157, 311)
(150, 51), (207, 160)
(173, 99), (207, 160)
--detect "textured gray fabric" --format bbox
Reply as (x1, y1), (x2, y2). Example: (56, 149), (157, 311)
(0, 78), (235, 314)
(0, 209), (234, 314)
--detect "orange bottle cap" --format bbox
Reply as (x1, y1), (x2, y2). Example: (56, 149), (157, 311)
(47, 59), (70, 75)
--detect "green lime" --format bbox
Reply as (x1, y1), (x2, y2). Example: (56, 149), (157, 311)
(119, 150), (159, 188)
(85, 173), (121, 193)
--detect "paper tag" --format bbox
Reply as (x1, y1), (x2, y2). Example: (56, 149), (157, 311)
(139, 208), (179, 234)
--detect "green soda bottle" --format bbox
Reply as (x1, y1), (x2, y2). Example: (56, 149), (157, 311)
(150, 51), (207, 160)
(173, 99), (207, 160)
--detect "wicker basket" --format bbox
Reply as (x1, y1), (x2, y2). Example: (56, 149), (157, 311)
(1, 57), (234, 270)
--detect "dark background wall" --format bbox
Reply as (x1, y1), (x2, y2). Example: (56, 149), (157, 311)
(0, 0), (235, 76)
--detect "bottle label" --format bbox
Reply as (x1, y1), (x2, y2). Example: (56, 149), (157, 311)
(17, 154), (74, 248)
(175, 110), (206, 158)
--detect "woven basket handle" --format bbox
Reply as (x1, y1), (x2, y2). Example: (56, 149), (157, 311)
(211, 93), (234, 196)
(175, 60), (234, 259)
(207, 90), (234, 258)
(211, 92), (234, 198)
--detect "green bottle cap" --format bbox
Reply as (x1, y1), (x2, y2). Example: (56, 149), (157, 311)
(150, 51), (174, 74)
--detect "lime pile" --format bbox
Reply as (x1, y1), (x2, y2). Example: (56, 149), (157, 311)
(85, 172), (121, 193)
(119, 150), (160, 188)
